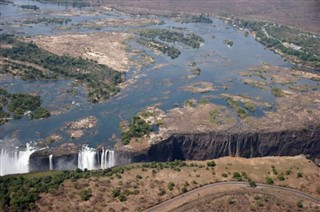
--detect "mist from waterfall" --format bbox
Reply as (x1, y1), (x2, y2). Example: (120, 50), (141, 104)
(0, 144), (36, 176)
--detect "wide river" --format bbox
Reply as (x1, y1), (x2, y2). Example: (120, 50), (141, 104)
(0, 0), (298, 149)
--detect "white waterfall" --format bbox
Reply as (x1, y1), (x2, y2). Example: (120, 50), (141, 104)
(78, 145), (97, 170)
(49, 154), (53, 171)
(78, 145), (115, 170)
(101, 148), (115, 169)
(0, 144), (36, 176)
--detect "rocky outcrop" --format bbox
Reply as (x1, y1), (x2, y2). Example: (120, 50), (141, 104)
(29, 143), (79, 172)
(117, 129), (320, 164)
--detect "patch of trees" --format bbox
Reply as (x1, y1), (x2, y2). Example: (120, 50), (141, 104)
(137, 38), (180, 59)
(121, 116), (152, 145)
(23, 17), (72, 25)
(20, 5), (39, 10)
(0, 166), (129, 211)
(235, 20), (320, 68)
(179, 14), (213, 24)
(0, 35), (123, 103)
(0, 87), (50, 124)
(138, 28), (204, 49)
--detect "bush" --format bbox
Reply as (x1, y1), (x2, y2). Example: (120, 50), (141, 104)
(158, 188), (166, 196)
(277, 173), (285, 181)
(249, 180), (257, 188)
(297, 172), (303, 178)
(296, 200), (303, 208)
(118, 194), (127, 202)
(221, 173), (228, 178)
(207, 161), (216, 167)
(80, 189), (92, 201)
(265, 177), (274, 184)
(181, 187), (188, 193)
(167, 182), (175, 191)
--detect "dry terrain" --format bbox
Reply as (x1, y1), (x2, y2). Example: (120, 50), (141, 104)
(105, 0), (320, 34)
(28, 32), (134, 72)
(36, 156), (320, 211)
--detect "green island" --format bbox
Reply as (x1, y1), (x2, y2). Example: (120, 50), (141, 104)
(177, 14), (213, 24)
(20, 4), (40, 10)
(121, 115), (153, 145)
(137, 28), (204, 49)
(0, 88), (50, 125)
(137, 38), (181, 59)
(224, 97), (248, 119)
(23, 17), (72, 25)
(0, 35), (123, 103)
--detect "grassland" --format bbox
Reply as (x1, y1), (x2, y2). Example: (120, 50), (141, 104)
(27, 156), (320, 211)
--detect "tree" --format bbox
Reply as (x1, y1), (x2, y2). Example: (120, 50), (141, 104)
(207, 161), (216, 167)
(249, 180), (257, 188)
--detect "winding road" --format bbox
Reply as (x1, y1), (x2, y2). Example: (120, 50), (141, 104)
(145, 181), (320, 212)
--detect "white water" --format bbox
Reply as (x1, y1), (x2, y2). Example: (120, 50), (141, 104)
(49, 154), (53, 170)
(78, 145), (115, 170)
(0, 144), (36, 176)
(101, 148), (115, 169)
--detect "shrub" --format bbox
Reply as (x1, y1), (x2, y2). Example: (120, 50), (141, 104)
(181, 187), (188, 193)
(277, 173), (285, 181)
(296, 200), (303, 208)
(297, 172), (303, 178)
(222, 173), (228, 178)
(265, 177), (274, 184)
(207, 161), (216, 167)
(80, 189), (92, 201)
(249, 180), (257, 188)
(158, 188), (166, 196)
(167, 182), (175, 191)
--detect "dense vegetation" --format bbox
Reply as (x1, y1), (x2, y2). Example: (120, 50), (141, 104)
(234, 20), (320, 69)
(138, 28), (204, 49)
(0, 34), (123, 103)
(224, 97), (248, 119)
(0, 88), (50, 124)
(23, 17), (72, 25)
(20, 4), (39, 10)
(121, 115), (153, 145)
(35, 0), (90, 8)
(137, 38), (180, 59)
(178, 14), (213, 24)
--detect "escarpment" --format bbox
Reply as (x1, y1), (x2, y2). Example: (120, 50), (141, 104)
(116, 128), (320, 164)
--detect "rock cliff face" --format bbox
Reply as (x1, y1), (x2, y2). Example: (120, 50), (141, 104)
(29, 129), (320, 171)
(116, 129), (320, 164)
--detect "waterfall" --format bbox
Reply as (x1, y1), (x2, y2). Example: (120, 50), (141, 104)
(78, 145), (115, 170)
(101, 148), (115, 169)
(78, 145), (97, 170)
(0, 144), (36, 176)
(49, 154), (53, 171)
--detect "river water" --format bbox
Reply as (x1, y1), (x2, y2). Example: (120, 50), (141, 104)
(0, 0), (310, 150)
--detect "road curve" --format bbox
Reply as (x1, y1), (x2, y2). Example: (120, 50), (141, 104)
(144, 181), (320, 212)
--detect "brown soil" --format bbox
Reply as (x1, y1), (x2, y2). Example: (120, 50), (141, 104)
(28, 32), (134, 72)
(105, 0), (320, 34)
(36, 156), (320, 211)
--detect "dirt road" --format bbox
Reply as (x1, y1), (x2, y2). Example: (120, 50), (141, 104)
(145, 181), (320, 211)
